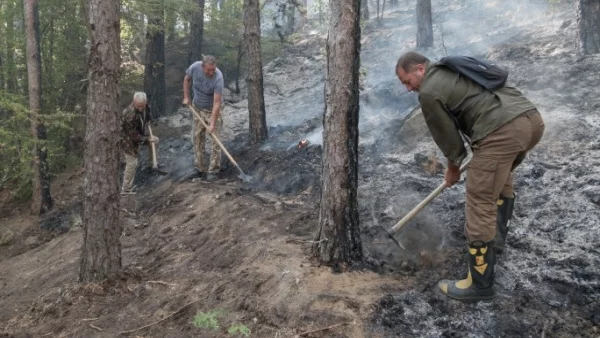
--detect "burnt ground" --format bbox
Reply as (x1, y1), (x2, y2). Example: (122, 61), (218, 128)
(1, 0), (600, 337)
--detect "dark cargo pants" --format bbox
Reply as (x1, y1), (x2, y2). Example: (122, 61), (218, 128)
(465, 109), (545, 242)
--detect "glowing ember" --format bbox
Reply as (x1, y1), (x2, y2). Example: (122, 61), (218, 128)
(297, 139), (310, 149)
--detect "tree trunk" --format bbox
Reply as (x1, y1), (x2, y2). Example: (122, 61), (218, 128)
(0, 1), (4, 89)
(376, 0), (380, 20)
(188, 0), (205, 65)
(79, 0), (122, 283)
(144, 0), (166, 117)
(166, 7), (177, 42)
(416, 0), (433, 48)
(24, 0), (53, 215)
(314, 0), (363, 269)
(285, 2), (295, 36)
(577, 0), (600, 55)
(244, 0), (268, 144)
(362, 0), (369, 20)
(5, 0), (17, 92)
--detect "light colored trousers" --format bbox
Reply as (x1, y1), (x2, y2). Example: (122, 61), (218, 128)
(193, 105), (223, 173)
(122, 145), (155, 192)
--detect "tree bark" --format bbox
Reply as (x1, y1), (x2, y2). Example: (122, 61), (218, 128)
(24, 0), (53, 215)
(577, 0), (600, 55)
(244, 0), (268, 143)
(188, 0), (205, 65)
(79, 0), (122, 283)
(416, 0), (433, 48)
(314, 0), (363, 269)
(144, 0), (166, 117)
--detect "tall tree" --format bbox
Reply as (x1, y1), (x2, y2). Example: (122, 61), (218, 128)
(577, 0), (600, 54)
(416, 0), (433, 48)
(314, 0), (363, 269)
(144, 0), (166, 117)
(79, 0), (122, 282)
(244, 0), (268, 143)
(4, 0), (18, 92)
(188, 0), (206, 65)
(24, 0), (53, 215)
(362, 0), (369, 20)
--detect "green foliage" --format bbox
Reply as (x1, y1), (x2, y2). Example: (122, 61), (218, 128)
(191, 309), (251, 337)
(227, 324), (251, 337)
(0, 91), (77, 199)
(192, 310), (222, 330)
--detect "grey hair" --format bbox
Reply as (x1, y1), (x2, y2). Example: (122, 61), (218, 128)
(202, 55), (217, 66)
(133, 91), (147, 103)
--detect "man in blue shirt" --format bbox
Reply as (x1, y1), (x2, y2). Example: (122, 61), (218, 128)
(182, 55), (225, 180)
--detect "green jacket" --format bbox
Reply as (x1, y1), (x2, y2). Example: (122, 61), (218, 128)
(418, 61), (537, 166)
(121, 103), (151, 156)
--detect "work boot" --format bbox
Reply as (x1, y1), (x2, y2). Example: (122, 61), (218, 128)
(438, 241), (496, 301)
(494, 195), (515, 254)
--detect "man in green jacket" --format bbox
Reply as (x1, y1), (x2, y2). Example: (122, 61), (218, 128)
(395, 51), (545, 301)
(121, 92), (158, 194)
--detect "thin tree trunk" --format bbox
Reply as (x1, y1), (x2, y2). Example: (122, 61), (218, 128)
(144, 0), (166, 117)
(188, 0), (205, 65)
(166, 7), (177, 42)
(5, 0), (17, 92)
(376, 0), (380, 21)
(0, 1), (4, 89)
(362, 0), (369, 20)
(80, 0), (122, 283)
(314, 0), (362, 269)
(285, 2), (295, 36)
(24, 0), (53, 215)
(244, 0), (268, 144)
(577, 0), (600, 55)
(416, 0), (433, 48)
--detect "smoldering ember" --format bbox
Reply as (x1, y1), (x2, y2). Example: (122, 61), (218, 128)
(0, 0), (599, 337)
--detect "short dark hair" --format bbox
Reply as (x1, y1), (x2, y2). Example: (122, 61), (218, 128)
(202, 55), (217, 66)
(396, 51), (430, 73)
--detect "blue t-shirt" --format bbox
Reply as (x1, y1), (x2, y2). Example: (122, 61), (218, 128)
(186, 61), (224, 110)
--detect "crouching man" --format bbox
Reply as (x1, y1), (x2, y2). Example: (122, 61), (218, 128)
(121, 92), (158, 194)
(395, 52), (545, 301)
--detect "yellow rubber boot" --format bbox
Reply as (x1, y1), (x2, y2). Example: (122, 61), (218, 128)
(438, 241), (496, 301)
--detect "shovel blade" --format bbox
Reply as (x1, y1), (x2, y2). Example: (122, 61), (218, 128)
(378, 225), (405, 250)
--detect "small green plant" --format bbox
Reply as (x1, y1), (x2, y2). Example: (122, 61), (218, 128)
(228, 324), (251, 337)
(192, 310), (221, 330)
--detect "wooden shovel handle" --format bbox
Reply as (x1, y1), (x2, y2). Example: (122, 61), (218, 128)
(388, 159), (470, 234)
(187, 105), (247, 178)
(147, 125), (158, 169)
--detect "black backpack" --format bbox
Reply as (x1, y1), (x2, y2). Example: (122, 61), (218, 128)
(438, 56), (508, 90)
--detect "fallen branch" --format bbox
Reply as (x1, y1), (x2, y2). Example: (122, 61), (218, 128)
(296, 320), (355, 337)
(118, 299), (199, 335)
(89, 324), (103, 332)
(81, 318), (99, 322)
(146, 281), (177, 287)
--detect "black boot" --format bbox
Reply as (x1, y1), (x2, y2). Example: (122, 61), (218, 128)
(494, 195), (515, 254)
(438, 241), (496, 301)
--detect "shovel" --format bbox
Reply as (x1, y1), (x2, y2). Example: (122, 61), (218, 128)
(187, 105), (251, 182)
(382, 159), (470, 250)
(147, 125), (168, 175)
